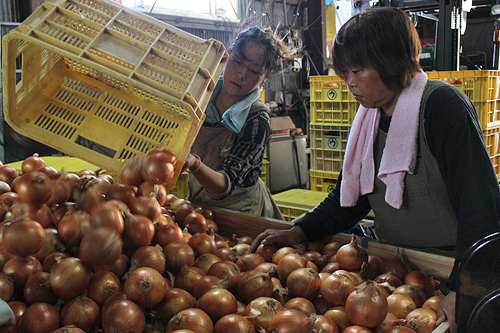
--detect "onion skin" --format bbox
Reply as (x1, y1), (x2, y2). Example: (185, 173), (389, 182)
(213, 314), (255, 333)
(101, 299), (146, 333)
(18, 302), (60, 333)
(267, 309), (316, 333)
(244, 296), (284, 331)
(405, 308), (437, 333)
(165, 308), (214, 333)
(124, 267), (166, 309)
(285, 297), (316, 317)
(87, 270), (121, 306)
(156, 288), (197, 325)
(286, 267), (321, 300)
(336, 234), (368, 271)
(196, 288), (238, 323)
(49, 257), (91, 300)
(60, 295), (100, 332)
(345, 280), (388, 328)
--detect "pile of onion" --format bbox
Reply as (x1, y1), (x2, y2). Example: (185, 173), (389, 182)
(0, 152), (447, 333)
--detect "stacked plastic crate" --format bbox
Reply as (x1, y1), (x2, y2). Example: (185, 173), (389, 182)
(308, 75), (359, 192)
(427, 71), (500, 180)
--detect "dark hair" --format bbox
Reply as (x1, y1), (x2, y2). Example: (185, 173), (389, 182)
(229, 26), (296, 76)
(332, 7), (421, 90)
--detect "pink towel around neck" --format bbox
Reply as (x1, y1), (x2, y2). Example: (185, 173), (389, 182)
(340, 70), (429, 209)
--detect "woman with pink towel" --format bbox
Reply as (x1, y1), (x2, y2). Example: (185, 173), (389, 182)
(250, 7), (500, 332)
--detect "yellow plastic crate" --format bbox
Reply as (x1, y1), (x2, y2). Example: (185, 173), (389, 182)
(309, 75), (359, 125)
(260, 159), (270, 190)
(1, 0), (227, 190)
(6, 156), (98, 174)
(167, 171), (188, 199)
(309, 123), (350, 174)
(426, 70), (500, 129)
(272, 189), (327, 222)
(310, 170), (339, 193)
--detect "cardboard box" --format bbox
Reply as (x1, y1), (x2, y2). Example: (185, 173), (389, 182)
(270, 116), (296, 138)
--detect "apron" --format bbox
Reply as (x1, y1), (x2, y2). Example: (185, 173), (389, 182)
(187, 123), (284, 220)
(367, 81), (457, 249)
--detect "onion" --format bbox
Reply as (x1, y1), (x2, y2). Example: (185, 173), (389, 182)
(35, 228), (65, 263)
(244, 296), (284, 331)
(23, 272), (58, 305)
(421, 295), (444, 312)
(153, 223), (183, 247)
(193, 253), (221, 274)
(184, 212), (208, 235)
(320, 272), (356, 307)
(165, 308), (213, 333)
(2, 255), (43, 289)
(276, 253), (307, 284)
(375, 273), (403, 292)
(120, 155), (146, 187)
(42, 251), (71, 272)
(285, 297), (316, 317)
(272, 247), (298, 265)
(93, 254), (129, 279)
(122, 213), (155, 248)
(8, 300), (27, 326)
(57, 210), (89, 247)
(321, 262), (341, 274)
(106, 183), (137, 207)
(302, 251), (328, 271)
(405, 308), (437, 333)
(336, 235), (368, 271)
(18, 302), (60, 333)
(237, 269), (274, 304)
(255, 244), (279, 262)
(403, 271), (436, 299)
(187, 233), (217, 256)
(164, 242), (195, 274)
(382, 327), (416, 333)
(267, 309), (316, 333)
(286, 267), (321, 300)
(231, 243), (251, 256)
(22, 154), (46, 174)
(372, 313), (406, 333)
(3, 220), (45, 257)
(141, 152), (175, 185)
(380, 252), (411, 281)
(87, 270), (121, 306)
(0, 272), (14, 302)
(393, 284), (427, 308)
(192, 275), (226, 299)
(216, 248), (237, 262)
(88, 201), (125, 234)
(313, 295), (331, 315)
(155, 288), (196, 324)
(129, 195), (162, 222)
(236, 253), (265, 272)
(60, 295), (100, 332)
(255, 262), (278, 278)
(174, 265), (205, 295)
(124, 267), (166, 309)
(386, 293), (416, 319)
(213, 314), (255, 333)
(79, 227), (123, 268)
(101, 299), (146, 333)
(310, 314), (339, 333)
(0, 166), (19, 186)
(130, 245), (166, 274)
(173, 204), (195, 227)
(196, 287), (238, 323)
(342, 325), (373, 333)
(206, 260), (241, 293)
(49, 257), (91, 300)
(138, 182), (167, 206)
(345, 280), (388, 328)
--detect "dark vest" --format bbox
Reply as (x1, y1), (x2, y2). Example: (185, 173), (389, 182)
(367, 81), (457, 248)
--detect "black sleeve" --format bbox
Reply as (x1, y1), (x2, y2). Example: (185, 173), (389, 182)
(295, 170), (372, 241)
(424, 83), (500, 291)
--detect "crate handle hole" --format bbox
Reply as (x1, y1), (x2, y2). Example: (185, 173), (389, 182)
(75, 136), (116, 158)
